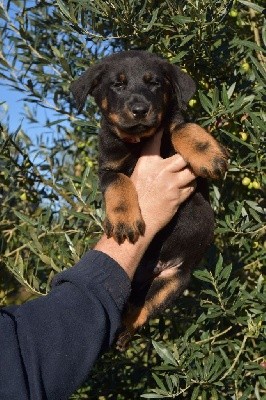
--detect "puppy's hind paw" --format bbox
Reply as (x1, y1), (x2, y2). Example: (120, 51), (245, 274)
(116, 329), (133, 351)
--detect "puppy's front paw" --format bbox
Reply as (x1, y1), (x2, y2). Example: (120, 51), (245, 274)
(171, 123), (229, 180)
(103, 173), (145, 244)
(191, 142), (229, 179)
(104, 206), (145, 244)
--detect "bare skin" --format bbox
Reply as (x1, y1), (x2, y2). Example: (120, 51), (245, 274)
(95, 130), (196, 280)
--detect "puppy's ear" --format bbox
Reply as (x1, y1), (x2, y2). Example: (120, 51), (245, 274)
(165, 64), (196, 110)
(70, 63), (106, 113)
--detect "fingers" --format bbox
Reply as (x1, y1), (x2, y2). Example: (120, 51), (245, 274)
(176, 181), (197, 205)
(175, 166), (196, 187)
(140, 133), (190, 174)
(181, 180), (197, 193)
(163, 153), (187, 172)
(163, 155), (197, 186)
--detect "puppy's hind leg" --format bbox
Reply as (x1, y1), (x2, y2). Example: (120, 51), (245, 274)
(116, 264), (191, 351)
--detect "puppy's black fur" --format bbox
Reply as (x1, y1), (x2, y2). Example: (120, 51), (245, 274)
(71, 50), (228, 349)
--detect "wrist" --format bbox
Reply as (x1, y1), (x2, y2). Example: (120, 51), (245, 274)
(94, 228), (155, 280)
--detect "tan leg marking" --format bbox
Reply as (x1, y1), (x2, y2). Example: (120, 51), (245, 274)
(117, 275), (180, 350)
(171, 123), (229, 179)
(104, 174), (145, 244)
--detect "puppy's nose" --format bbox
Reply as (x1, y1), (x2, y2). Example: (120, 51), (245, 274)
(131, 103), (149, 117)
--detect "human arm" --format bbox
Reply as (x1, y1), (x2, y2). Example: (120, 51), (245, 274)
(0, 131), (196, 400)
(0, 251), (131, 400)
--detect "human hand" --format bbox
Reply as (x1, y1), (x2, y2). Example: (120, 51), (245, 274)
(95, 130), (196, 280)
(131, 130), (196, 237)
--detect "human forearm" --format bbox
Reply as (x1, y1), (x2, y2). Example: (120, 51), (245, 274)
(94, 227), (155, 280)
(0, 250), (130, 400)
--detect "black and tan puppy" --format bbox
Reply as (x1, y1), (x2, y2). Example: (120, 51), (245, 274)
(71, 50), (228, 349)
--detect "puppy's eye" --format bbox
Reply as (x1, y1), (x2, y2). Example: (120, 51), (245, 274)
(148, 80), (161, 90)
(111, 81), (127, 91)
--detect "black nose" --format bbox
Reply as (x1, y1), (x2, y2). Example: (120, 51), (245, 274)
(131, 103), (149, 117)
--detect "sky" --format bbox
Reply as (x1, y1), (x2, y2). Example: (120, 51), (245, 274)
(0, 1), (112, 146)
(1, 83), (53, 141)
(0, 1), (57, 146)
(2, 86), (27, 131)
(0, 79), (66, 176)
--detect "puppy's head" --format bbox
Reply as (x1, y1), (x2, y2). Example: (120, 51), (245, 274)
(70, 51), (195, 143)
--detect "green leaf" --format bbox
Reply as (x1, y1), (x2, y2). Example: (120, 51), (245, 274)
(46, 118), (67, 127)
(199, 91), (213, 114)
(184, 324), (197, 339)
(56, 0), (72, 19)
(171, 51), (188, 63)
(227, 82), (236, 100)
(239, 386), (253, 400)
(212, 87), (219, 109)
(71, 119), (98, 128)
(248, 207), (262, 223)
(144, 9), (159, 31)
(180, 34), (195, 47)
(237, 0), (265, 13)
(38, 253), (52, 265)
(214, 254), (224, 278)
(221, 84), (229, 108)
(232, 38), (265, 53)
(194, 269), (213, 283)
(13, 211), (37, 226)
(223, 130), (254, 150)
(51, 45), (62, 58)
(29, 230), (43, 252)
(152, 373), (167, 392)
(250, 55), (266, 80)
(218, 264), (232, 283)
(191, 386), (200, 400)
(152, 341), (178, 366)
(171, 15), (193, 24)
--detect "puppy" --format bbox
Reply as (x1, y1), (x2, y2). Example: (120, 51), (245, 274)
(70, 50), (228, 349)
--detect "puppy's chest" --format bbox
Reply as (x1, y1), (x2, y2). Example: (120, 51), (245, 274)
(99, 128), (174, 176)
(99, 129), (141, 176)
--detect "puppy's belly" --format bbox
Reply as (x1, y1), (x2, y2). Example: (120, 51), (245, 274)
(153, 259), (184, 277)
(131, 184), (214, 297)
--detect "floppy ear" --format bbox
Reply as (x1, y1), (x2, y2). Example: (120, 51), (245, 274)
(70, 63), (106, 113)
(165, 64), (196, 111)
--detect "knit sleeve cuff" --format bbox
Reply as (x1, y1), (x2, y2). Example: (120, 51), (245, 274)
(52, 250), (131, 311)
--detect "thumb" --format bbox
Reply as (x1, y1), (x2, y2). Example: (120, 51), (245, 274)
(141, 129), (163, 157)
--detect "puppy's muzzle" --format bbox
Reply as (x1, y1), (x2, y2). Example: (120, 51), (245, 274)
(131, 102), (150, 118)
(126, 95), (151, 120)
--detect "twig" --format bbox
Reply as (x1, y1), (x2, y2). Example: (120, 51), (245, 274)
(220, 335), (248, 381)
(243, 259), (263, 270)
(195, 326), (232, 345)
(227, 225), (266, 237)
(210, 272), (226, 311)
(8, 137), (91, 212)
(2, 228), (78, 258)
(249, 8), (266, 67)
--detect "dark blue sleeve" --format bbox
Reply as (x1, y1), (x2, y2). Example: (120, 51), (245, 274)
(0, 250), (131, 400)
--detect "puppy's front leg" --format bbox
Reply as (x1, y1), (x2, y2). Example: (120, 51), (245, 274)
(100, 171), (145, 244)
(170, 123), (229, 179)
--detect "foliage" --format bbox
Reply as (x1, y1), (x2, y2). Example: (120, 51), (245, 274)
(141, 257), (265, 399)
(0, 0), (265, 398)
